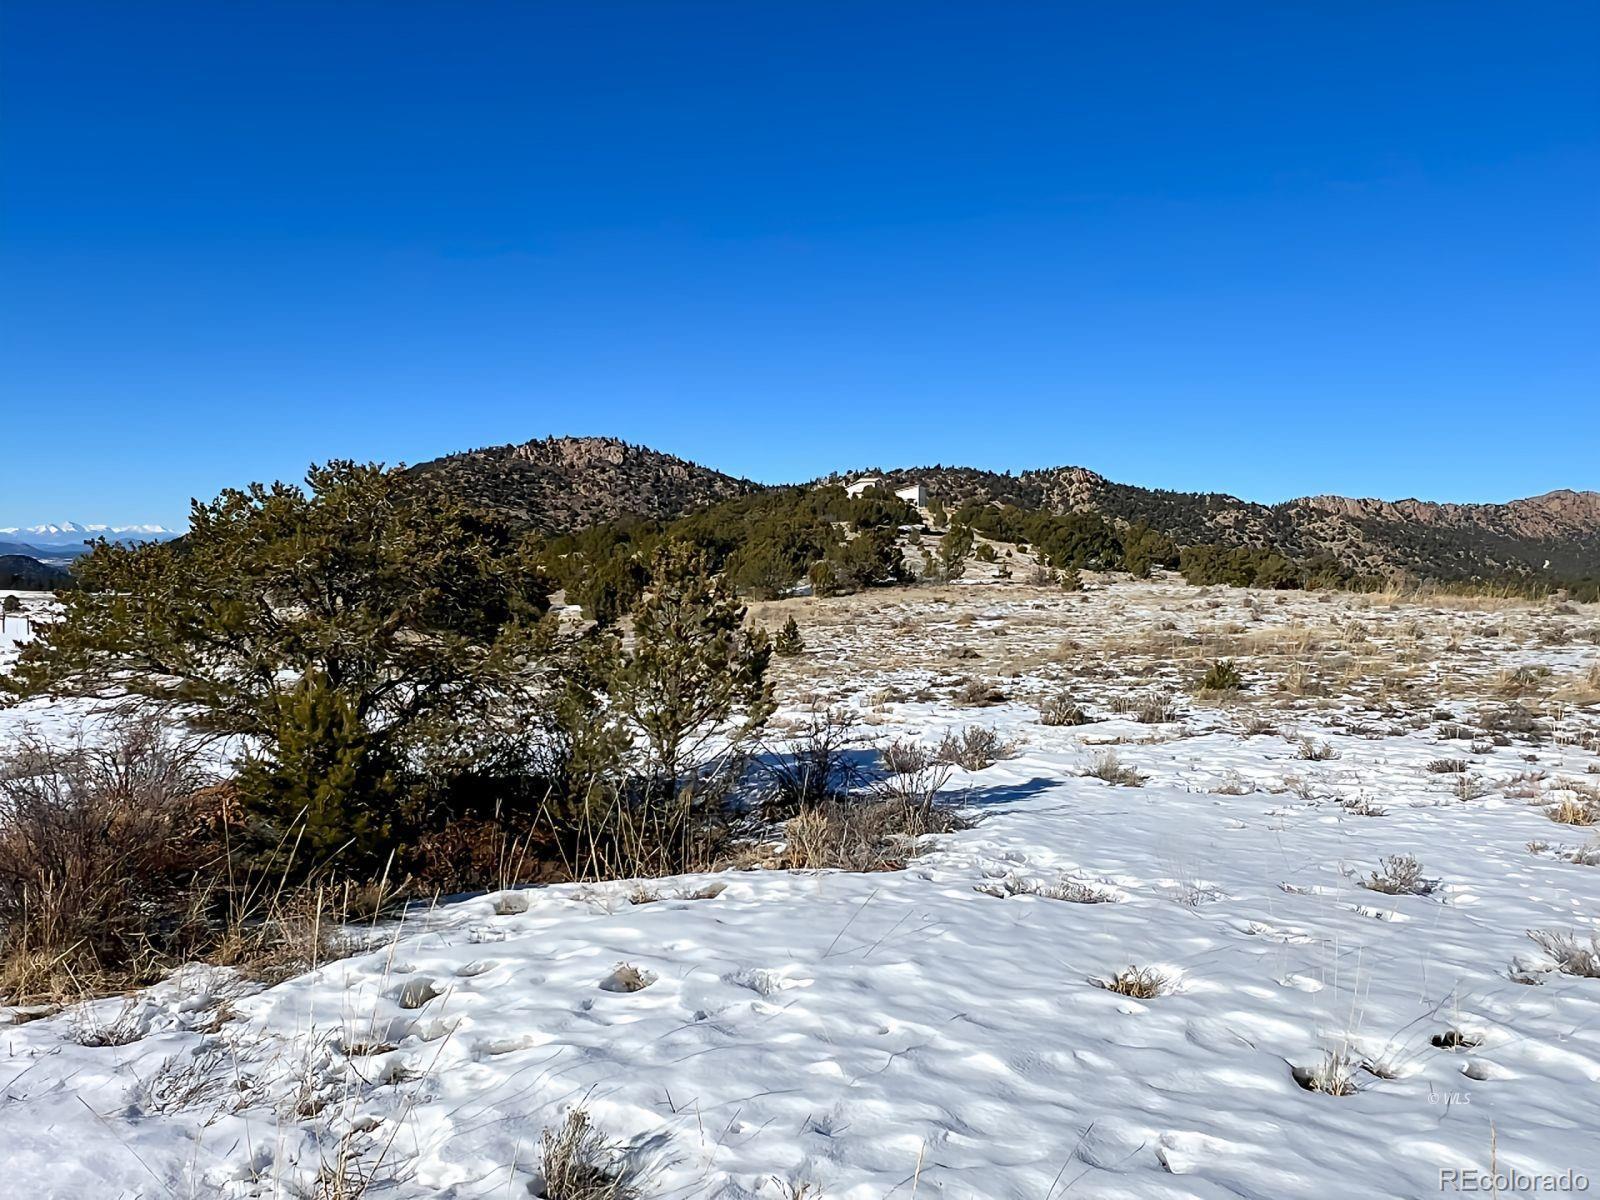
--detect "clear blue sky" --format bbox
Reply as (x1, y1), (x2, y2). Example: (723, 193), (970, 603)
(2, 2), (1595, 527)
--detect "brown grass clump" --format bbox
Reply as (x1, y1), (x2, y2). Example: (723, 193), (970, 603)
(1083, 750), (1147, 788)
(781, 793), (963, 873)
(539, 1108), (639, 1200)
(1527, 929), (1600, 979)
(1093, 966), (1171, 998)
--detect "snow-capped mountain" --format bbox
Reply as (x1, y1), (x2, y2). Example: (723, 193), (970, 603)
(0, 521), (180, 544)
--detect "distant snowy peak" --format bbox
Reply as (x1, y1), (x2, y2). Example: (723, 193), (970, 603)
(0, 521), (180, 543)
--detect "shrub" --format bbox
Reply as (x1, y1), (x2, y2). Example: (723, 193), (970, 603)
(3, 462), (562, 881)
(1, 596), (19, 614)
(608, 541), (774, 793)
(934, 726), (1007, 770)
(931, 523), (973, 582)
(1364, 854), (1435, 896)
(773, 616), (805, 657)
(1196, 660), (1243, 693)
(954, 679), (1007, 706)
(760, 707), (862, 818)
(1295, 737), (1340, 761)
(1037, 693), (1090, 726)
(0, 719), (215, 1000)
(1083, 750), (1146, 787)
(879, 737), (932, 775)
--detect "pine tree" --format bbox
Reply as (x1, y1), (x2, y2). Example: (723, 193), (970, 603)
(609, 542), (774, 793)
(774, 616), (805, 657)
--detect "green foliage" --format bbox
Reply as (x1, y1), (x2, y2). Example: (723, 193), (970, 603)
(825, 529), (910, 593)
(774, 616), (805, 657)
(1, 596), (19, 614)
(1179, 544), (1302, 589)
(1059, 565), (1083, 592)
(608, 541), (774, 791)
(1122, 523), (1179, 578)
(974, 542), (997, 563)
(1196, 659), (1244, 693)
(932, 523), (973, 582)
(543, 485), (917, 616)
(238, 672), (398, 872)
(955, 504), (1124, 571)
(3, 462), (563, 880)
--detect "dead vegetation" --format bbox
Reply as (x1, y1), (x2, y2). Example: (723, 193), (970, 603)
(538, 1107), (640, 1200)
(1093, 965), (1171, 997)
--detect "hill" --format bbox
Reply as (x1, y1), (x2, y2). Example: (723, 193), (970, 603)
(406, 436), (1596, 584)
(827, 465), (1600, 582)
(411, 435), (759, 534)
(0, 554), (68, 591)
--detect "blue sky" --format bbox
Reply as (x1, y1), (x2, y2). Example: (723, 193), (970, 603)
(2, 2), (1595, 527)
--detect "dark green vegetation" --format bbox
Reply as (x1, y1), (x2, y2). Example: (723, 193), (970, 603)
(0, 463), (783, 999)
(0, 554), (68, 591)
(542, 484), (916, 620)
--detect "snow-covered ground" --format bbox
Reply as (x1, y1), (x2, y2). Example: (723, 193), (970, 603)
(3, 576), (1599, 1198)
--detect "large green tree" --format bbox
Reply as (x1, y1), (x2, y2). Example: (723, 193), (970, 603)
(4, 462), (563, 864)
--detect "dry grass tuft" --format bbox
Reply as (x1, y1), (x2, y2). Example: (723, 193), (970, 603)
(1093, 965), (1170, 998)
(1083, 750), (1147, 788)
(1527, 929), (1600, 979)
(539, 1108), (639, 1200)
(1293, 1050), (1361, 1096)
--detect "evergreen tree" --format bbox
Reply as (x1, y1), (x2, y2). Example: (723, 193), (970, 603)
(774, 616), (805, 657)
(934, 523), (973, 581)
(609, 541), (774, 792)
(3, 462), (561, 873)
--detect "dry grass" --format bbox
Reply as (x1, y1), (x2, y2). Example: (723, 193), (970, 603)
(782, 794), (963, 872)
(1036, 693), (1091, 726)
(1292, 1050), (1361, 1096)
(1363, 854), (1435, 896)
(1527, 929), (1600, 979)
(539, 1108), (639, 1200)
(1093, 965), (1170, 998)
(1083, 750), (1147, 788)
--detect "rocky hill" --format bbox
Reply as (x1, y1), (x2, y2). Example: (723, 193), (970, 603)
(411, 436), (759, 534)
(408, 436), (1596, 582)
(829, 465), (1600, 581)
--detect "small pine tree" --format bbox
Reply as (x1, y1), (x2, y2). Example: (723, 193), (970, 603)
(1060, 565), (1083, 592)
(774, 616), (805, 657)
(1, 595), (20, 614)
(239, 672), (398, 875)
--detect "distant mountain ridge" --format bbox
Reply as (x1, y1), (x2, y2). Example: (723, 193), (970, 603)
(831, 465), (1600, 580)
(0, 521), (179, 542)
(408, 437), (1596, 582)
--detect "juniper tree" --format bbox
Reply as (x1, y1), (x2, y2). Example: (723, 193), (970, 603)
(3, 462), (564, 868)
(935, 523), (973, 582)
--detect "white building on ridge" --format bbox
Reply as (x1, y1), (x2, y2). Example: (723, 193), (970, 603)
(844, 476), (929, 508)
